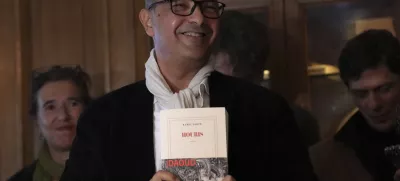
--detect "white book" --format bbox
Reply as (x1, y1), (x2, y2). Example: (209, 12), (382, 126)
(160, 107), (228, 181)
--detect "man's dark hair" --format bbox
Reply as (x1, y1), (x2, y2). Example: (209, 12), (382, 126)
(145, 0), (155, 9)
(338, 29), (400, 86)
(212, 11), (269, 83)
(30, 65), (92, 117)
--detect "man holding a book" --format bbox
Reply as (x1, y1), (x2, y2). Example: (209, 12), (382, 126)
(60, 0), (317, 180)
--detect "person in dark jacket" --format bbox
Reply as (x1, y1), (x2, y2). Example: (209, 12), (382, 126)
(60, 0), (318, 180)
(310, 29), (400, 181)
(211, 10), (320, 147)
(211, 11), (268, 84)
(9, 65), (92, 181)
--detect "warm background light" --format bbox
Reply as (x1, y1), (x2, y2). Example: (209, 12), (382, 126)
(355, 17), (396, 36)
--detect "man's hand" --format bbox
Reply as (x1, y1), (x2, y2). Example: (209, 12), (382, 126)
(394, 169), (400, 181)
(223, 175), (236, 181)
(150, 171), (180, 181)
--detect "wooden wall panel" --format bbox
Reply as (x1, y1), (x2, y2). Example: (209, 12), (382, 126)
(82, 0), (109, 97)
(222, 0), (270, 10)
(299, 0), (358, 3)
(31, 0), (84, 69)
(107, 0), (137, 91)
(268, 0), (287, 96)
(268, 0), (286, 92)
(0, 0), (31, 180)
(285, 0), (310, 107)
(83, 0), (149, 94)
(31, 0), (150, 94)
(269, 0), (310, 105)
(0, 0), (22, 178)
(18, 0), (34, 168)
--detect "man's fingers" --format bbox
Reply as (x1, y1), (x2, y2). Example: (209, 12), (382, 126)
(222, 175), (236, 181)
(150, 171), (180, 181)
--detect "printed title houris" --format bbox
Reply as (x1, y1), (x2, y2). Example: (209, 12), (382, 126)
(182, 132), (204, 137)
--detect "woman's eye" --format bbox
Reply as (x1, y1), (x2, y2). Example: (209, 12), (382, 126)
(45, 104), (55, 111)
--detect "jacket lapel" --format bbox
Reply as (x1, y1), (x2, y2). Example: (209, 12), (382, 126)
(122, 81), (156, 179)
(209, 71), (236, 110)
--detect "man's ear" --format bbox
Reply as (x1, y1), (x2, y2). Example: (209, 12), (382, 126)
(139, 9), (154, 37)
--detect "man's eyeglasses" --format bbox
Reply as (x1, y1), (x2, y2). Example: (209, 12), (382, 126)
(148, 0), (226, 19)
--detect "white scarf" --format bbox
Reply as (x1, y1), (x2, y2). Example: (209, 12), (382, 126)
(145, 49), (214, 109)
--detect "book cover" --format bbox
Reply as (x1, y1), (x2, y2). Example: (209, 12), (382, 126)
(160, 107), (228, 181)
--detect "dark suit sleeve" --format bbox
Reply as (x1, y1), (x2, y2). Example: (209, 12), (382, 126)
(60, 100), (110, 181)
(7, 161), (37, 181)
(265, 97), (319, 181)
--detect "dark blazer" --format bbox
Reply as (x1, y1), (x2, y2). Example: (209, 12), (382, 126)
(310, 111), (400, 181)
(60, 72), (317, 181)
(310, 139), (373, 181)
(8, 161), (36, 181)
